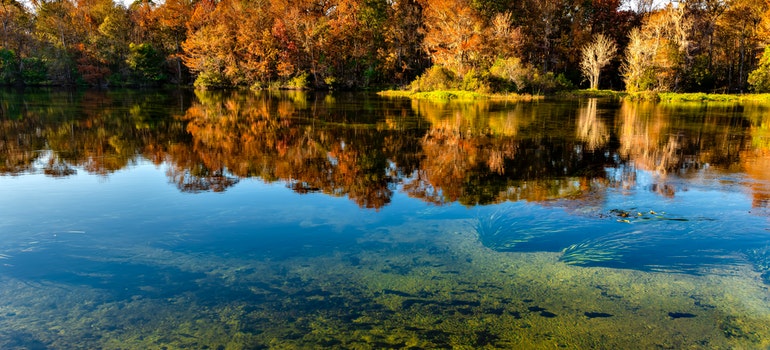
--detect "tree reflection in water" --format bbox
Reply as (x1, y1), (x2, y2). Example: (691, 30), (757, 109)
(4, 89), (770, 276)
(1, 89), (769, 213)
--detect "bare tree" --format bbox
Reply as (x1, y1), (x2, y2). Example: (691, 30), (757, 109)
(621, 28), (652, 92)
(580, 33), (618, 90)
(626, 0), (656, 14)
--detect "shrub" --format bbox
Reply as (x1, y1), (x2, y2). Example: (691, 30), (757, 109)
(530, 72), (574, 94)
(324, 76), (337, 89)
(488, 57), (534, 92)
(194, 70), (228, 88)
(410, 65), (457, 92)
(287, 72), (310, 89)
(126, 43), (166, 85)
(749, 46), (770, 93)
(0, 49), (17, 84)
(21, 57), (47, 85)
(460, 68), (491, 93)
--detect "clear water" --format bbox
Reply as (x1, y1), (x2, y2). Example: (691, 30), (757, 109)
(1, 89), (770, 349)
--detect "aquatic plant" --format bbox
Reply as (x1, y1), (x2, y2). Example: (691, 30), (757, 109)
(476, 208), (525, 251)
(562, 226), (746, 275)
(607, 209), (689, 224)
(559, 232), (634, 266)
(475, 205), (577, 252)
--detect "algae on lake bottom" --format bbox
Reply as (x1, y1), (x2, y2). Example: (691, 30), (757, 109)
(1, 219), (770, 349)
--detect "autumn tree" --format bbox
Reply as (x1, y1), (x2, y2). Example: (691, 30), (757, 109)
(715, 0), (767, 91)
(32, 0), (81, 84)
(0, 0), (31, 84)
(183, 0), (278, 87)
(380, 0), (428, 85)
(580, 33), (617, 90)
(485, 11), (521, 61)
(150, 0), (194, 83)
(420, 0), (485, 76)
(1, 0), (28, 50)
(279, 0), (331, 88)
(93, 5), (133, 84)
(621, 4), (693, 91)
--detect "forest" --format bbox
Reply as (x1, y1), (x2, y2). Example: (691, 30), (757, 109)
(0, 0), (769, 93)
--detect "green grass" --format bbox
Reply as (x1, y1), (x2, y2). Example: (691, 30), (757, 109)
(657, 92), (739, 102)
(740, 94), (770, 103)
(378, 89), (488, 101)
(380, 89), (770, 104)
(626, 92), (770, 103)
(378, 89), (541, 101)
(557, 89), (628, 99)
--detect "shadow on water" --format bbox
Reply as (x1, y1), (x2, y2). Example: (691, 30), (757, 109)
(3, 250), (206, 300)
(746, 245), (770, 284)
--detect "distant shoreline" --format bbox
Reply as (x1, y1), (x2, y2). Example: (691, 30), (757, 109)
(379, 89), (770, 103)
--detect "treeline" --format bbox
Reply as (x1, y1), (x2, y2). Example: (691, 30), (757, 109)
(0, 0), (768, 92)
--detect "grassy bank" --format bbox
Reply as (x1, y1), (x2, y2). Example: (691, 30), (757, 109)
(379, 89), (770, 104)
(556, 89), (628, 99)
(627, 91), (770, 103)
(377, 90), (542, 102)
(564, 90), (770, 103)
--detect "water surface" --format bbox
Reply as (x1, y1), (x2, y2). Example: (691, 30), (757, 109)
(1, 89), (770, 348)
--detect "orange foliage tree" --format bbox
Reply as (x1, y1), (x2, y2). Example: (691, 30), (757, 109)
(420, 0), (485, 76)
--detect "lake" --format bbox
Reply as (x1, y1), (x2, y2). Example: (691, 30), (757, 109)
(1, 88), (769, 349)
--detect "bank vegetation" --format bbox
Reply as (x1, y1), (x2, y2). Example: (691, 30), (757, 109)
(0, 0), (769, 95)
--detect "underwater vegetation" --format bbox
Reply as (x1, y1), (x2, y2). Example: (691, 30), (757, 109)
(559, 231), (637, 266)
(476, 205), (763, 277)
(557, 230), (743, 274)
(605, 209), (690, 224)
(475, 204), (596, 253)
(476, 206), (550, 251)
(558, 212), (755, 275)
(473, 202), (770, 291)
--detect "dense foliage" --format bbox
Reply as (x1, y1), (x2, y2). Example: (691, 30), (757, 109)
(0, 0), (768, 92)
